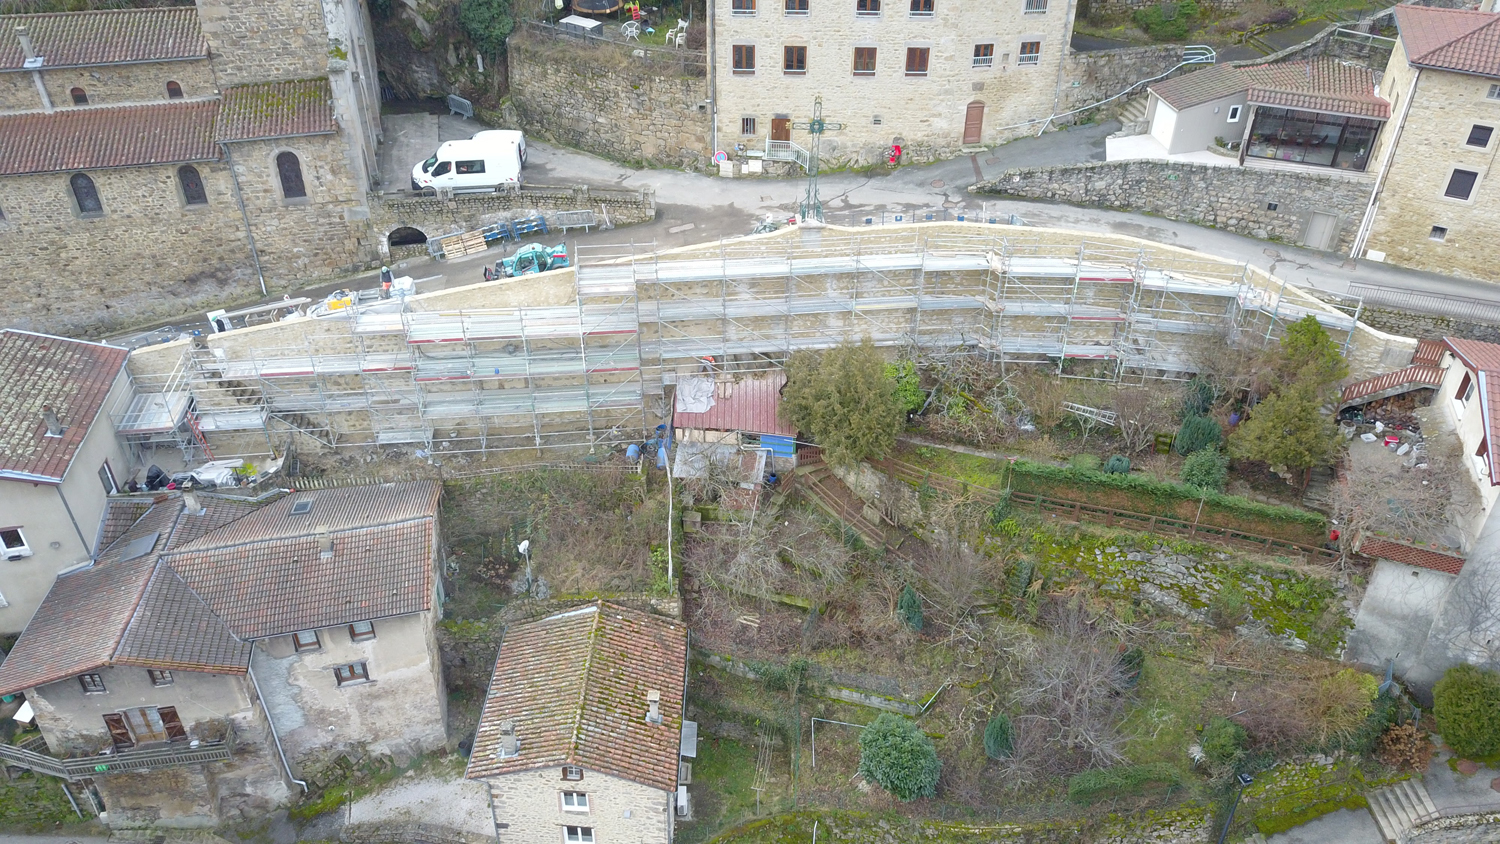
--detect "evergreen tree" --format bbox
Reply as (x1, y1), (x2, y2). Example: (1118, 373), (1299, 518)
(780, 341), (904, 466)
(1230, 379), (1342, 473)
(899, 584), (924, 632)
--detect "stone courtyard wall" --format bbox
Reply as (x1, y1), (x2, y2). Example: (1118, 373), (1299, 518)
(370, 184), (657, 255)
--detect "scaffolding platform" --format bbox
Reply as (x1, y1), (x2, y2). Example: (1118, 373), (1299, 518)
(115, 391), (191, 435)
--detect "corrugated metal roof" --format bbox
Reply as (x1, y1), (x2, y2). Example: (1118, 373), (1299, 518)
(672, 373), (797, 436)
(1359, 536), (1465, 575)
(0, 100), (219, 176)
(0, 7), (206, 71)
(1396, 6), (1500, 80)
(0, 330), (128, 483)
(216, 78), (337, 142)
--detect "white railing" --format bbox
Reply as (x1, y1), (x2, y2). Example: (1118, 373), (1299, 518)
(764, 138), (810, 171)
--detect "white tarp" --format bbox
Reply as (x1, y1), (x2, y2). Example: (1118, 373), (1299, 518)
(675, 376), (716, 414)
(13, 700), (34, 724)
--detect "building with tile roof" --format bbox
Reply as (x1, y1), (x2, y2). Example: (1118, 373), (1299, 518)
(0, 330), (133, 635)
(1353, 6), (1500, 278)
(0, 482), (448, 829)
(467, 601), (690, 843)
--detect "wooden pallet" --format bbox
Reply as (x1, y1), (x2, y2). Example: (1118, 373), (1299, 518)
(434, 231), (489, 261)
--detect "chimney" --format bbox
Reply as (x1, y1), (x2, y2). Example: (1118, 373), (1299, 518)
(646, 689), (662, 724)
(41, 405), (64, 437)
(498, 720), (519, 757)
(183, 491), (203, 515)
(317, 525), (333, 558)
(15, 25), (35, 61)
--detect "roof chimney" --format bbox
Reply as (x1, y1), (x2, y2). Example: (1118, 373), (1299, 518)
(317, 525), (333, 558)
(497, 720), (519, 758)
(41, 405), (64, 437)
(646, 689), (662, 724)
(182, 491), (204, 515)
(15, 25), (35, 61)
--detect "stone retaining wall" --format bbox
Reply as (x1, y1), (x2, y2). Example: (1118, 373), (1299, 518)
(1406, 813), (1500, 844)
(369, 185), (657, 256)
(975, 160), (1373, 253)
(1060, 45), (1187, 117)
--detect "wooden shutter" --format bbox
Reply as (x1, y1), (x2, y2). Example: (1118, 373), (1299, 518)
(159, 706), (188, 742)
(102, 714), (134, 749)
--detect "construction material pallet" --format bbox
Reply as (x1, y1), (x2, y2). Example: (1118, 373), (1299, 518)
(430, 230), (489, 261)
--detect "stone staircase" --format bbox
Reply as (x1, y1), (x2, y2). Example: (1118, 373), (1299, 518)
(1367, 779), (1439, 843)
(1301, 465), (1334, 514)
(1111, 95), (1151, 137)
(791, 463), (894, 552)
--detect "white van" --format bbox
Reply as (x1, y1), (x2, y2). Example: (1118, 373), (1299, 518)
(410, 129), (526, 192)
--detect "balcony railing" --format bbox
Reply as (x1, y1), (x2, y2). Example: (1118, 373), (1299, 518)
(764, 138), (810, 171)
(0, 740), (231, 781)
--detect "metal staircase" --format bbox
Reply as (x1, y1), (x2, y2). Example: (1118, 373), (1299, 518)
(0, 741), (230, 781)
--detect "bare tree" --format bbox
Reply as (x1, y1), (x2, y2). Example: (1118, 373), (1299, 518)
(1113, 384), (1183, 454)
(1333, 429), (1477, 553)
(1187, 324), (1276, 406)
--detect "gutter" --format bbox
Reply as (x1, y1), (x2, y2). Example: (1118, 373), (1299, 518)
(247, 649), (308, 793)
(220, 142), (268, 297)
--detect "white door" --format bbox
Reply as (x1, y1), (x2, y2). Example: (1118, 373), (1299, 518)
(1303, 212), (1338, 251)
(1149, 97), (1178, 152)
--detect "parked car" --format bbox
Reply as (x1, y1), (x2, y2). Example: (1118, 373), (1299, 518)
(411, 130), (525, 192)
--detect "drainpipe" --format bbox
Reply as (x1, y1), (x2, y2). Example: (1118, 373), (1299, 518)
(1039, 0), (1079, 137)
(706, 0), (717, 162)
(247, 651), (308, 793)
(221, 142), (269, 297)
(16, 26), (53, 113)
(1351, 68), (1420, 259)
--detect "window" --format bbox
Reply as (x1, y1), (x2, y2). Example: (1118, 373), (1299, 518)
(741, 116), (757, 135)
(1467, 125), (1493, 148)
(1445, 169), (1479, 200)
(853, 47), (877, 75)
(564, 828), (594, 844)
(80, 674), (107, 694)
(98, 462), (117, 494)
(293, 630), (321, 652)
(561, 791), (589, 812)
(562, 766), (584, 781)
(70, 87), (88, 105)
(166, 80), (183, 99)
(785, 0), (808, 13)
(972, 43), (994, 68)
(732, 0), (756, 13)
(276, 151), (307, 199)
(1430, 225), (1448, 242)
(1488, 83), (1500, 100)
(431, 161), (452, 177)
(1, 528), (29, 559)
(784, 45), (806, 74)
(349, 620), (376, 642)
(178, 165), (207, 206)
(910, 0), (933, 15)
(70, 173), (102, 216)
(856, 0), (880, 14)
(455, 159), (486, 174)
(1024, 0), (1047, 10)
(334, 661), (370, 686)
(905, 47), (929, 76)
(1018, 41), (1041, 65)
(1227, 105), (1242, 123)
(732, 44), (755, 74)
(1243, 107), (1380, 170)
(1267, 202), (1278, 211)
(148, 669), (174, 687)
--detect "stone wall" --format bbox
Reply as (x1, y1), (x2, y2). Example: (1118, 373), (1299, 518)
(0, 60), (218, 113)
(369, 184), (657, 255)
(1353, 307), (1500, 345)
(975, 160), (1374, 252)
(507, 27), (710, 171)
(1407, 814), (1500, 844)
(197, 0), (332, 86)
(1059, 44), (1185, 116)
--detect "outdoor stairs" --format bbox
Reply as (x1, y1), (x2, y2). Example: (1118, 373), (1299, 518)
(1367, 779), (1439, 843)
(1112, 95), (1151, 137)
(1301, 465), (1335, 515)
(791, 463), (896, 552)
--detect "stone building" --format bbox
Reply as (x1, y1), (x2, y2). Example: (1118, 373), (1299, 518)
(1355, 5), (1500, 278)
(467, 602), (690, 844)
(0, 329), (131, 635)
(0, 0), (384, 335)
(0, 481), (448, 828)
(710, 0), (1077, 165)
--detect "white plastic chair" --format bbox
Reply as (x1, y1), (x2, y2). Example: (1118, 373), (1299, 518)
(621, 20), (641, 41)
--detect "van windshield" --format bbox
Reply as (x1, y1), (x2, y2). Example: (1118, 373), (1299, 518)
(422, 155), (438, 173)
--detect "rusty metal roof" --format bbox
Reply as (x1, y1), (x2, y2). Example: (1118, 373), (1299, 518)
(0, 7), (206, 71)
(0, 330), (127, 484)
(672, 372), (797, 437)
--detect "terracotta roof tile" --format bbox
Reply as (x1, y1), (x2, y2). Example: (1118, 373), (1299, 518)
(467, 602), (689, 792)
(95, 497), (183, 567)
(1444, 337), (1500, 484)
(96, 497), (156, 550)
(673, 372), (796, 437)
(216, 78), (337, 142)
(1396, 6), (1500, 79)
(1150, 58), (1388, 119)
(0, 7), (206, 70)
(1359, 536), (1465, 575)
(1150, 64), (1251, 111)
(0, 100), (219, 177)
(115, 563), (250, 674)
(0, 330), (127, 483)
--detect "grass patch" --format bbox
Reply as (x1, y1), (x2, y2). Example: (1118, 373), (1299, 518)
(1119, 650), (1216, 770)
(0, 771), (87, 831)
(678, 738), (762, 844)
(902, 443), (1008, 490)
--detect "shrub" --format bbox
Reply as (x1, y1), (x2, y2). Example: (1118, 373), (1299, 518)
(459, 0), (515, 56)
(1230, 379), (1344, 473)
(1181, 447), (1228, 491)
(1310, 669), (1380, 745)
(899, 584), (924, 632)
(886, 360), (926, 415)
(1071, 453), (1102, 471)
(1376, 723), (1434, 772)
(1175, 415), (1222, 455)
(1104, 455), (1131, 474)
(984, 713), (1015, 759)
(1184, 377), (1215, 417)
(1201, 716), (1248, 766)
(1133, 0), (1199, 40)
(858, 713), (941, 800)
(1207, 583), (1248, 630)
(1067, 763), (1182, 803)
(1433, 664), (1500, 759)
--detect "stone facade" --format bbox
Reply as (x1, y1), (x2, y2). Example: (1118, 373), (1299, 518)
(370, 184), (657, 254)
(1361, 37), (1500, 279)
(711, 0), (1077, 166)
(484, 767), (674, 844)
(1406, 814), (1500, 844)
(197, 0), (333, 87)
(506, 27), (711, 171)
(977, 159), (1374, 252)
(0, 60), (218, 113)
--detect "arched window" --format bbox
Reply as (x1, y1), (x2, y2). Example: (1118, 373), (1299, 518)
(178, 165), (207, 205)
(70, 87), (88, 105)
(166, 81), (183, 99)
(276, 151), (306, 199)
(70, 173), (102, 215)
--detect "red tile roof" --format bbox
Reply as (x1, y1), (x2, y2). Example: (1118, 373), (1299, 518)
(1339, 365), (1445, 408)
(1358, 536), (1465, 575)
(0, 7), (206, 71)
(1444, 337), (1500, 485)
(96, 497), (156, 551)
(672, 372), (797, 437)
(1150, 58), (1389, 119)
(466, 602), (689, 792)
(0, 330), (127, 483)
(1395, 6), (1500, 79)
(114, 563), (251, 674)
(0, 100), (219, 177)
(216, 78), (337, 142)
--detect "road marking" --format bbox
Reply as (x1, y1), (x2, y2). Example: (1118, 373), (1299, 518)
(668, 223), (696, 233)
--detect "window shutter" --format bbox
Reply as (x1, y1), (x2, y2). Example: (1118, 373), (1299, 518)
(103, 713), (133, 749)
(160, 706), (189, 742)
(1458, 373), (1472, 400)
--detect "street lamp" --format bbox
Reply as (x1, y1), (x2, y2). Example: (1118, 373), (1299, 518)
(1216, 772), (1255, 844)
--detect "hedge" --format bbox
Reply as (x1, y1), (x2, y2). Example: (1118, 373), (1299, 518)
(1007, 460), (1327, 546)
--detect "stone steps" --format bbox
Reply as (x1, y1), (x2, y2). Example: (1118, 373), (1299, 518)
(1367, 778), (1439, 843)
(1111, 95), (1151, 137)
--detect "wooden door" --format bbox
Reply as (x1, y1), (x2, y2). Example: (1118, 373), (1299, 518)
(771, 118), (791, 142)
(160, 706), (188, 742)
(963, 101), (985, 145)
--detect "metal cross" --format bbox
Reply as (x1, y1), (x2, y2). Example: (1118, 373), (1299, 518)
(791, 96), (843, 222)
